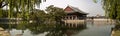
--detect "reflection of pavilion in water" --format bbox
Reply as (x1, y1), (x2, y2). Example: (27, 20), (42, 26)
(64, 22), (86, 28)
(63, 23), (86, 36)
(47, 23), (86, 36)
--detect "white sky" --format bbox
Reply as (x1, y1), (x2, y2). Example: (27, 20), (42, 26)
(36, 0), (104, 16)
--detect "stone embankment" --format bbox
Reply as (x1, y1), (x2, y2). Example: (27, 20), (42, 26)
(0, 27), (10, 36)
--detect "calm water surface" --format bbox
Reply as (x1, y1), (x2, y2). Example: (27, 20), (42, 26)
(0, 21), (115, 36)
(72, 22), (115, 36)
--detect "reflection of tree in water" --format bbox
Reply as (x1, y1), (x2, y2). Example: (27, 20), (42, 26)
(46, 24), (86, 36)
(27, 23), (55, 34)
(0, 24), (17, 30)
(27, 23), (86, 36)
(0, 22), (86, 36)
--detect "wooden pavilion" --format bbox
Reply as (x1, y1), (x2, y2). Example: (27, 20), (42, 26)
(63, 6), (88, 20)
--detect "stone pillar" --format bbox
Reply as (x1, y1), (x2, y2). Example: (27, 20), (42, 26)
(73, 16), (74, 20)
(72, 16), (73, 20)
(68, 16), (70, 20)
(75, 16), (78, 20)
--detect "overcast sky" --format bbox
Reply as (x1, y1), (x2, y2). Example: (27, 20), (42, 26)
(36, 0), (104, 16)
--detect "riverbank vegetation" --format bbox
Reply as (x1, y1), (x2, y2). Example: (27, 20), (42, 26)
(0, 1), (66, 24)
(0, 0), (66, 24)
(94, 0), (120, 28)
(29, 5), (66, 24)
(94, 0), (120, 36)
(103, 0), (120, 29)
(0, 0), (69, 36)
(94, 0), (120, 20)
(0, 0), (69, 35)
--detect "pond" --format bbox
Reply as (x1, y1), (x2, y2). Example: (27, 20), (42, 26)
(0, 21), (115, 36)
(72, 22), (115, 36)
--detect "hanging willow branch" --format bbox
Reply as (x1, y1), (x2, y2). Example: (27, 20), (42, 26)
(93, 0), (120, 20)
(5, 0), (46, 18)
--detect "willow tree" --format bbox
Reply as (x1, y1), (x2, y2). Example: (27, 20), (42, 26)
(0, 0), (46, 32)
(103, 0), (120, 21)
(0, 0), (46, 20)
(94, 0), (120, 21)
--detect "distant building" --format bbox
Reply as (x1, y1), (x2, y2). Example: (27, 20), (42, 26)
(63, 6), (88, 20)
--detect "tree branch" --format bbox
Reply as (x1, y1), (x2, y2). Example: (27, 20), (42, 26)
(0, 3), (8, 8)
(0, 1), (8, 8)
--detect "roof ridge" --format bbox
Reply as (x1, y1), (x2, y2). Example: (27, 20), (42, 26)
(65, 5), (88, 14)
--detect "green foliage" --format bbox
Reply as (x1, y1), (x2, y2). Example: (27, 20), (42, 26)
(0, 0), (46, 19)
(93, 0), (97, 3)
(94, 0), (120, 20)
(29, 5), (66, 24)
(0, 0), (66, 24)
(0, 10), (9, 18)
(30, 9), (46, 23)
(28, 5), (66, 24)
(0, 8), (3, 17)
(97, 0), (120, 29)
(102, 0), (120, 20)
(45, 5), (66, 23)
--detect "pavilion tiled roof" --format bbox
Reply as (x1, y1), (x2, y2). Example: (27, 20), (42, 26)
(64, 6), (88, 15)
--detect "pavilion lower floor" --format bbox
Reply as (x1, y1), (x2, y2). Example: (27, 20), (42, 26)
(63, 15), (86, 20)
